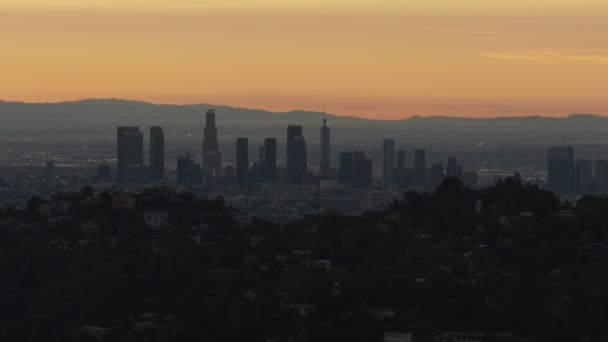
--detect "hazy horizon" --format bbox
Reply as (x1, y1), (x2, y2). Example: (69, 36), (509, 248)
(3, 0), (608, 119)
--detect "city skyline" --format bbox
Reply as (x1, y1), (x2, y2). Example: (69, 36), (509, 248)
(4, 2), (608, 340)
(3, 1), (608, 119)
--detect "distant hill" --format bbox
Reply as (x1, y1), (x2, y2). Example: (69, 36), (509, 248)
(1, 99), (607, 146)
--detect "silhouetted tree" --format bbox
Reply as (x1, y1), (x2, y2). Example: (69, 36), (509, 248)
(81, 185), (94, 199)
(26, 195), (43, 213)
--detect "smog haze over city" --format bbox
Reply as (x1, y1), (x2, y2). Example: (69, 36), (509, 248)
(2, 1), (608, 342)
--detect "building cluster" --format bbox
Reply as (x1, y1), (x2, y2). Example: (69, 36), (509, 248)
(547, 145), (608, 195)
(111, 109), (478, 192)
(114, 126), (165, 184)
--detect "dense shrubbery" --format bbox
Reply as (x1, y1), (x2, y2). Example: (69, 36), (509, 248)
(1, 176), (607, 341)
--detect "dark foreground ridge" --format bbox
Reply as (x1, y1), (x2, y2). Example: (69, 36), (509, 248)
(1, 176), (607, 341)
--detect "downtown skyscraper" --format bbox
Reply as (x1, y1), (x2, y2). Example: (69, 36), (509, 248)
(287, 125), (306, 184)
(117, 127), (144, 183)
(547, 145), (574, 195)
(414, 148), (427, 189)
(290, 136), (308, 185)
(320, 116), (330, 177)
(264, 138), (277, 182)
(202, 109), (221, 183)
(150, 126), (165, 181)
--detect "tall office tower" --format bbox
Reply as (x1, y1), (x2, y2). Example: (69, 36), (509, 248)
(339, 152), (354, 185)
(547, 146), (573, 195)
(352, 151), (373, 188)
(176, 153), (202, 185)
(383, 139), (395, 188)
(594, 160), (608, 193)
(176, 153), (195, 185)
(429, 162), (445, 190)
(202, 109), (221, 183)
(320, 117), (331, 176)
(575, 160), (593, 194)
(236, 138), (249, 186)
(150, 126), (165, 181)
(290, 136), (308, 185)
(567, 146), (575, 192)
(117, 127), (144, 183)
(287, 125), (304, 184)
(414, 148), (427, 188)
(446, 156), (464, 181)
(264, 138), (277, 182)
(45, 160), (55, 179)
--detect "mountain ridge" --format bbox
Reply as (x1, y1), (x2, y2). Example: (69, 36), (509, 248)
(1, 98), (608, 145)
(1, 98), (606, 121)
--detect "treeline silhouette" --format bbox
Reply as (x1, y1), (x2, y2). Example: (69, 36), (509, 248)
(0, 176), (607, 341)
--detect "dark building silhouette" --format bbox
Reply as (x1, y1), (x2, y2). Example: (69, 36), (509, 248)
(236, 138), (249, 186)
(353, 151), (372, 188)
(414, 148), (426, 188)
(575, 160), (593, 194)
(446, 156), (464, 181)
(177, 153), (201, 185)
(117, 127), (144, 183)
(383, 139), (395, 189)
(404, 167), (415, 187)
(202, 109), (221, 183)
(177, 153), (194, 185)
(547, 146), (574, 195)
(429, 162), (445, 190)
(250, 162), (264, 183)
(290, 136), (308, 185)
(567, 146), (574, 191)
(150, 126), (165, 181)
(287, 125), (304, 184)
(264, 138), (277, 182)
(320, 117), (330, 177)
(594, 160), (608, 193)
(353, 151), (366, 188)
(360, 157), (373, 189)
(339, 152), (354, 185)
(125, 165), (151, 184)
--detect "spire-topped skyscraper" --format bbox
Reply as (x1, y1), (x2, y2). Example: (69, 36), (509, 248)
(202, 109), (221, 183)
(320, 111), (330, 177)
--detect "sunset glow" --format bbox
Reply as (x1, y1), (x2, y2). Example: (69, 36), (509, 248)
(2, 0), (608, 118)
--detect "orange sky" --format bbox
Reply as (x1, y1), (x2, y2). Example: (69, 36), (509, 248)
(1, 1), (608, 119)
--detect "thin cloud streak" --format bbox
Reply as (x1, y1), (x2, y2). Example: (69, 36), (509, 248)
(482, 51), (608, 64)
